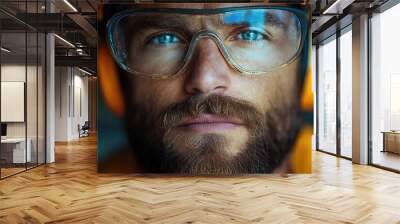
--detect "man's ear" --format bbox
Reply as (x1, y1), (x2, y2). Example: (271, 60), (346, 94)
(98, 42), (125, 117)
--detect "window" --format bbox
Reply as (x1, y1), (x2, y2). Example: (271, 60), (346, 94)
(317, 35), (337, 154)
(371, 3), (400, 171)
(339, 27), (352, 158)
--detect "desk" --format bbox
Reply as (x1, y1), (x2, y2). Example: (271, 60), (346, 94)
(382, 131), (400, 154)
(1, 138), (31, 163)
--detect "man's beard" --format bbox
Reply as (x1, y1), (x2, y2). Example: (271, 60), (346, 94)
(124, 94), (302, 174)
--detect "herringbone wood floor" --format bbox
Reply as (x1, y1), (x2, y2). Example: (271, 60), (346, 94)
(0, 135), (400, 224)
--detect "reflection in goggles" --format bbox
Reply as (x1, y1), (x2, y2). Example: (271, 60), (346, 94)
(223, 9), (286, 27)
(107, 8), (305, 78)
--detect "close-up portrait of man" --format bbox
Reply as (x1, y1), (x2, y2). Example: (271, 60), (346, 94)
(97, 1), (312, 175)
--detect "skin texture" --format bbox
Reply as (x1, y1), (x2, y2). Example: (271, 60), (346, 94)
(118, 3), (303, 174)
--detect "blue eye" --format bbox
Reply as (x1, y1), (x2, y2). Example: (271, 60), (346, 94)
(237, 30), (265, 41)
(150, 33), (182, 45)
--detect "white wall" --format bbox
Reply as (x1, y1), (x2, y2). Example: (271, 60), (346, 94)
(55, 66), (69, 141)
(55, 67), (89, 141)
(1, 65), (26, 140)
(1, 65), (39, 138)
(1, 64), (46, 164)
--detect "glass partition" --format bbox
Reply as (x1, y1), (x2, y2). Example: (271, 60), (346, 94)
(317, 35), (337, 155)
(0, 0), (46, 179)
(0, 31), (28, 178)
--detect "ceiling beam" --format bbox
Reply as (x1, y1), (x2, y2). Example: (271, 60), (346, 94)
(55, 55), (96, 71)
(67, 13), (97, 41)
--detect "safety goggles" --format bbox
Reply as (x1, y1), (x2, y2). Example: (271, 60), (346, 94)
(106, 6), (308, 78)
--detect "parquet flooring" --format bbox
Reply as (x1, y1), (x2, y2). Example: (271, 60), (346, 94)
(1, 135), (400, 223)
(1, 167), (26, 178)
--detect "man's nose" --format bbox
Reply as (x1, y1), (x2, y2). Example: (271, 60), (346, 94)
(184, 38), (232, 95)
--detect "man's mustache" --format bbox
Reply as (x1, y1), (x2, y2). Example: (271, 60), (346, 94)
(161, 94), (264, 130)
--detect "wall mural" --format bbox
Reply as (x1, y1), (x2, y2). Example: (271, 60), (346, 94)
(97, 1), (313, 174)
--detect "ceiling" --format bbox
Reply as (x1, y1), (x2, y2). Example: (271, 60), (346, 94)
(0, 0), (395, 73)
(0, 0), (97, 73)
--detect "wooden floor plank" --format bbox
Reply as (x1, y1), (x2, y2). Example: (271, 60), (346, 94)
(0, 135), (399, 223)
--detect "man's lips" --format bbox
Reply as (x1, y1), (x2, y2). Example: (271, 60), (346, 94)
(176, 114), (245, 132)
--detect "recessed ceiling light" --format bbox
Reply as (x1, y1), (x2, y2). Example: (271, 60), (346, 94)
(1, 47), (11, 53)
(63, 0), (78, 12)
(322, 0), (354, 15)
(54, 34), (75, 48)
(78, 67), (93, 76)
